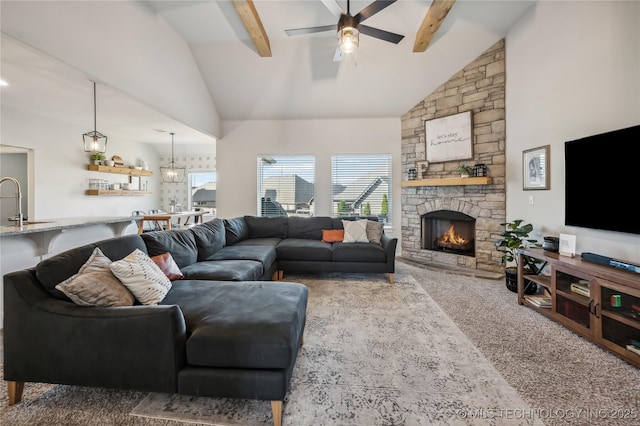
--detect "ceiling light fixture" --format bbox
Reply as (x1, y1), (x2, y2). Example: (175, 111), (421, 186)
(82, 81), (108, 153)
(337, 5), (359, 54)
(160, 132), (186, 183)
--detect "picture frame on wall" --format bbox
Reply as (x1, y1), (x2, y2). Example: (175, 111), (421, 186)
(425, 111), (473, 162)
(523, 145), (550, 190)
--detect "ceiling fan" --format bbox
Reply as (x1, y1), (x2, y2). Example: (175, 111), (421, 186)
(284, 0), (404, 61)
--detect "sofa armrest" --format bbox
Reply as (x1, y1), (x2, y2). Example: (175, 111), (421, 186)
(3, 269), (186, 393)
(381, 233), (398, 272)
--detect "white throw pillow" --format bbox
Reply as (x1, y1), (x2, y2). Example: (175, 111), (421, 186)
(109, 249), (172, 305)
(342, 219), (369, 243)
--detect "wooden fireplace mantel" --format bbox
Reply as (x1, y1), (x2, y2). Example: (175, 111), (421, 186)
(401, 177), (493, 187)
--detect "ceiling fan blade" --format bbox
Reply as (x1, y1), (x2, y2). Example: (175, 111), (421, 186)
(359, 25), (404, 44)
(333, 46), (344, 62)
(354, 0), (397, 23)
(321, 0), (343, 18)
(285, 24), (337, 36)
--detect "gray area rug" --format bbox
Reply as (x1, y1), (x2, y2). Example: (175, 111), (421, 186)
(130, 273), (539, 425)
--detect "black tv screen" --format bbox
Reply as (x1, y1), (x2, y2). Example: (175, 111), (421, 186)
(564, 124), (640, 235)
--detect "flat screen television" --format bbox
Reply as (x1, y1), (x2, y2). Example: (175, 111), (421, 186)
(564, 124), (640, 235)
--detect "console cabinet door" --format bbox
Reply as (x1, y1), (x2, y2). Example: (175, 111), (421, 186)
(595, 277), (640, 363)
(552, 265), (594, 338)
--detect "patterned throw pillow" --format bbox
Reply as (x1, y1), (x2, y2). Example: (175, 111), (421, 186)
(366, 220), (384, 245)
(55, 247), (135, 307)
(342, 220), (369, 243)
(110, 249), (172, 305)
(321, 229), (345, 243)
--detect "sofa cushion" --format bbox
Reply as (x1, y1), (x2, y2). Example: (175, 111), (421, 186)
(141, 229), (198, 269)
(276, 238), (333, 261)
(224, 217), (249, 245)
(207, 246), (277, 274)
(35, 234), (146, 300)
(181, 260), (263, 281)
(151, 252), (185, 281)
(244, 216), (288, 238)
(232, 237), (282, 247)
(54, 248), (135, 307)
(160, 280), (307, 369)
(287, 216), (334, 239)
(332, 216), (379, 229)
(191, 218), (226, 261)
(342, 219), (369, 243)
(110, 249), (172, 305)
(332, 242), (387, 263)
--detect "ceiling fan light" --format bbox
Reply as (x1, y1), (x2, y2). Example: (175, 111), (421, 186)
(338, 26), (359, 54)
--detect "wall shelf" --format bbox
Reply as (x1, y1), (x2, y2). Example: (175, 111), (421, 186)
(401, 177), (493, 187)
(86, 164), (152, 196)
(85, 190), (152, 196)
(87, 164), (153, 176)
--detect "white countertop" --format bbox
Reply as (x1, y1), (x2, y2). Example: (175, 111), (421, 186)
(0, 216), (134, 237)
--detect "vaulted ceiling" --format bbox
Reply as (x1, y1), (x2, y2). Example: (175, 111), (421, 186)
(0, 1), (536, 146)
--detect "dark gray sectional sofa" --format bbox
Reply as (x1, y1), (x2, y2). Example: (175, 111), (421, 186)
(224, 215), (398, 283)
(3, 215), (397, 426)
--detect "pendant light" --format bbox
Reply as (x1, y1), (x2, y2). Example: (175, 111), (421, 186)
(83, 81), (108, 153)
(160, 132), (186, 183)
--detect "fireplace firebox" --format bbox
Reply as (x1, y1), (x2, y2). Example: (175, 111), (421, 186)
(421, 210), (476, 257)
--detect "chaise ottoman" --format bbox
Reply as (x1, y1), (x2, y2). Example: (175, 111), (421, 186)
(160, 280), (308, 426)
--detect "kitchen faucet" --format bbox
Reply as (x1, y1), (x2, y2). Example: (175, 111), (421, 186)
(0, 177), (23, 227)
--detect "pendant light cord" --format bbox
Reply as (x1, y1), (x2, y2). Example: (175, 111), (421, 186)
(93, 82), (97, 132)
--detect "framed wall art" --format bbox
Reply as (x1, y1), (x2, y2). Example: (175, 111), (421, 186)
(425, 111), (473, 162)
(523, 145), (550, 190)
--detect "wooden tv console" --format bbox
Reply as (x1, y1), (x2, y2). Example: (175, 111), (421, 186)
(517, 248), (640, 367)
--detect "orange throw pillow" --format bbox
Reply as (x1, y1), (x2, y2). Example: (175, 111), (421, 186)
(151, 252), (184, 281)
(321, 229), (344, 243)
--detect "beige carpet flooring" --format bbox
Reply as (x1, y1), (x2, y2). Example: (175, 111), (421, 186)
(1, 264), (639, 425)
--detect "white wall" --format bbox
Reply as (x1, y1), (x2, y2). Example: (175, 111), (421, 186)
(506, 1), (640, 261)
(217, 118), (402, 239)
(1, 104), (162, 220)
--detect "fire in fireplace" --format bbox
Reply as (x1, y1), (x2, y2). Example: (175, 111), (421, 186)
(437, 224), (474, 252)
(422, 210), (476, 257)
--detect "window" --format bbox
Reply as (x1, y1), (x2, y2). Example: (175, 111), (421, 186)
(257, 155), (315, 217)
(332, 155), (391, 225)
(189, 172), (216, 216)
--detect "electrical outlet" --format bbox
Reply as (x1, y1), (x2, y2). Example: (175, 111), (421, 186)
(529, 195), (534, 205)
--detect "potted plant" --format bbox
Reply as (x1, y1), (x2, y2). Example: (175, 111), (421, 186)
(458, 164), (473, 178)
(90, 152), (106, 165)
(494, 219), (542, 294)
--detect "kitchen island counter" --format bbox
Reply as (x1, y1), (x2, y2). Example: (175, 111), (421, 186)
(0, 216), (134, 237)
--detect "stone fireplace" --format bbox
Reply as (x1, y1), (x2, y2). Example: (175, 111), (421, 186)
(399, 40), (506, 274)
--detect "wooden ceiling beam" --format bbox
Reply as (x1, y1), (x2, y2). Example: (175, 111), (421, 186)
(232, 0), (272, 57)
(413, 0), (455, 53)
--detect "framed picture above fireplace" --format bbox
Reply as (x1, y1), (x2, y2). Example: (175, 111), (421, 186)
(523, 145), (550, 190)
(425, 111), (473, 162)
